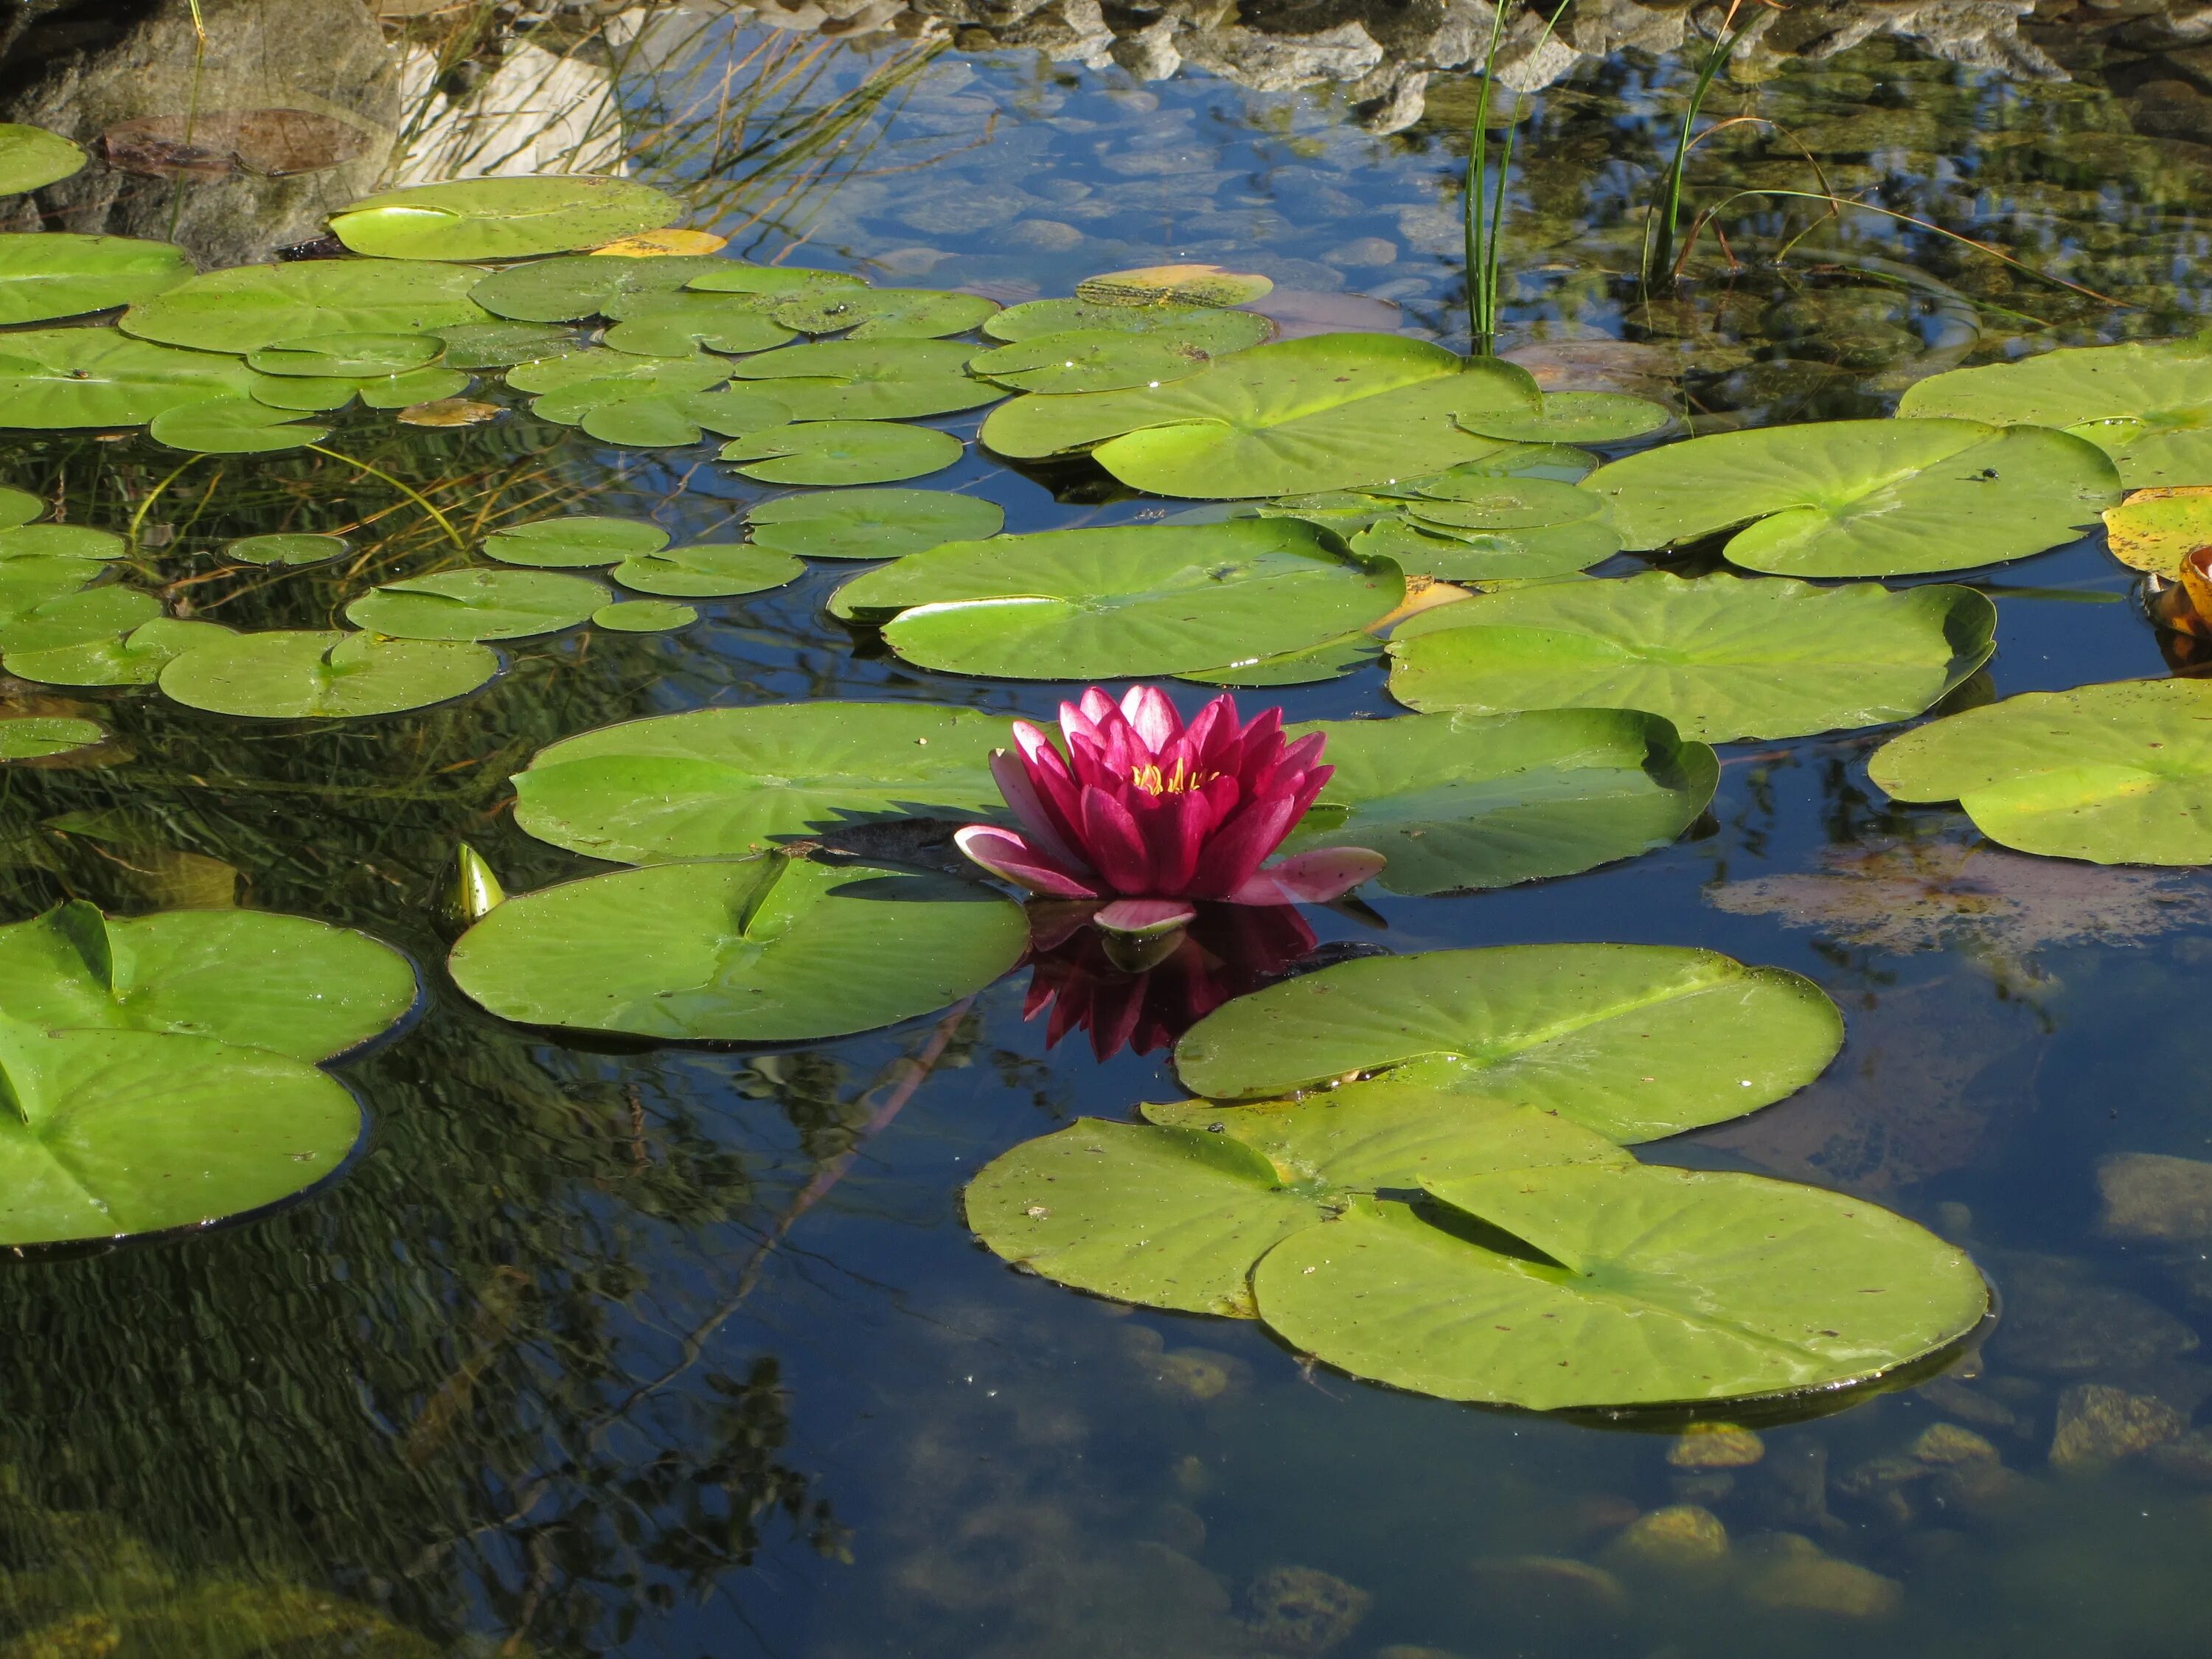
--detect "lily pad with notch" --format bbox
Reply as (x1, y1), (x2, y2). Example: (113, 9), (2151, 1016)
(970, 328), (1222, 394)
(159, 629), (498, 718)
(0, 714), (104, 761)
(726, 338), (1001, 421)
(434, 319), (575, 368)
(484, 515), (668, 568)
(0, 487), (39, 529)
(682, 263), (868, 299)
(329, 176), (680, 262)
(5, 617), (234, 686)
(246, 332), (442, 378)
(0, 233), (192, 325)
(470, 254), (732, 322)
(745, 488), (1003, 560)
(600, 293), (796, 357)
(770, 287), (999, 340)
(576, 388), (790, 448)
(611, 542), (802, 598)
(0, 585), (162, 655)
(594, 599), (696, 633)
(0, 327), (274, 427)
(982, 297), (1273, 352)
(148, 397), (330, 453)
(719, 420), (961, 485)
(224, 533), (345, 567)
(0, 525), (122, 562)
(344, 568), (608, 641)
(120, 260), (489, 354)
(0, 123), (86, 195)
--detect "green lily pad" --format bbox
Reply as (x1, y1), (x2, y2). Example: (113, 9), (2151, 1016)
(483, 515), (667, 568)
(1455, 393), (1673, 446)
(0, 560), (105, 620)
(744, 488), (1003, 560)
(832, 518), (1402, 681)
(770, 288), (999, 340)
(159, 629), (498, 718)
(1868, 678), (2212, 863)
(329, 176), (680, 262)
(120, 260), (489, 354)
(147, 396), (329, 453)
(1174, 943), (1843, 1144)
(0, 900), (416, 1060)
(0, 486), (40, 529)
(247, 375), (364, 413)
(448, 853), (1027, 1041)
(1254, 1166), (1986, 1409)
(470, 254), (731, 322)
(719, 420), (961, 485)
(507, 345), (725, 398)
(0, 525), (122, 562)
(434, 319), (576, 367)
(1281, 709), (1717, 896)
(611, 542), (802, 597)
(1898, 336), (2212, 490)
(224, 532), (345, 566)
(1582, 419), (2121, 576)
(0, 715), (103, 760)
(593, 599), (696, 633)
(1352, 516), (1621, 581)
(512, 701), (1009, 863)
(575, 387), (790, 448)
(0, 234), (192, 325)
(0, 1025), (364, 1248)
(0, 585), (161, 654)
(344, 568), (607, 641)
(726, 338), (1001, 420)
(982, 297), (1273, 352)
(682, 264), (867, 299)
(1175, 630), (1382, 688)
(4, 617), (233, 686)
(970, 329), (1224, 394)
(0, 124), (86, 195)
(600, 293), (796, 357)
(1388, 572), (1997, 742)
(246, 332), (441, 378)
(0, 327), (270, 427)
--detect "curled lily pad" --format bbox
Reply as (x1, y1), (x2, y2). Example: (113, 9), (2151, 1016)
(970, 329), (1222, 394)
(611, 543), (801, 598)
(1174, 943), (1843, 1144)
(1256, 1166), (1986, 1410)
(121, 260), (489, 354)
(484, 515), (667, 568)
(4, 617), (233, 686)
(983, 297), (1273, 351)
(1388, 572), (1997, 743)
(448, 853), (1027, 1042)
(513, 701), (1009, 862)
(0, 124), (87, 194)
(1282, 709), (1717, 896)
(0, 1024), (364, 1248)
(832, 518), (1402, 681)
(0, 900), (415, 1060)
(0, 327), (268, 426)
(1077, 263), (1273, 307)
(770, 288), (999, 340)
(594, 599), (695, 633)
(246, 332), (440, 378)
(224, 532), (345, 566)
(727, 338), (1001, 421)
(470, 254), (730, 322)
(434, 319), (575, 367)
(600, 293), (796, 357)
(745, 488), (1003, 560)
(2104, 486), (2212, 577)
(0, 585), (162, 654)
(1869, 678), (2212, 864)
(1583, 419), (2120, 577)
(330, 176), (680, 262)
(1899, 336), (2212, 490)
(344, 568), (607, 641)
(159, 630), (498, 718)
(576, 388), (789, 448)
(148, 396), (330, 453)
(0, 525), (122, 562)
(719, 420), (961, 485)
(0, 234), (192, 325)
(0, 714), (103, 760)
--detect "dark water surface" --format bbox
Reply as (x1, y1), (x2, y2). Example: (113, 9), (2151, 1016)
(4, 3), (2212, 1655)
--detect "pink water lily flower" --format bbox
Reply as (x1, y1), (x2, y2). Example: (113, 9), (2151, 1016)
(954, 686), (1385, 937)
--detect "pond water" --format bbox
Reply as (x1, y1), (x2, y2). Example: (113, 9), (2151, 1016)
(4, 1), (2212, 1655)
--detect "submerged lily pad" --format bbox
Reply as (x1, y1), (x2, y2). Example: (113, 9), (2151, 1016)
(771, 287), (999, 340)
(0, 124), (86, 195)
(0, 1024), (364, 1248)
(0, 234), (192, 325)
(1256, 1166), (1986, 1409)
(983, 298), (1273, 352)
(0, 714), (103, 760)
(512, 701), (1009, 862)
(745, 488), (1003, 560)
(4, 617), (233, 686)
(2103, 487), (2212, 577)
(344, 568), (607, 641)
(448, 853), (1026, 1041)
(1174, 944), (1843, 1144)
(1869, 678), (2212, 864)
(1388, 573), (1996, 742)
(593, 599), (695, 633)
(148, 396), (330, 453)
(1582, 419), (2119, 577)
(611, 543), (802, 598)
(330, 176), (680, 262)
(726, 338), (1001, 421)
(159, 630), (498, 718)
(120, 260), (489, 354)
(482, 515), (667, 568)
(224, 533), (345, 567)
(0, 327), (269, 427)
(1283, 709), (1717, 896)
(833, 518), (1402, 680)
(719, 420), (961, 485)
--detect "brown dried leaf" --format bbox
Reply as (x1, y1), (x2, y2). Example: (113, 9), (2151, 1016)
(102, 110), (370, 179)
(589, 229), (728, 258)
(397, 398), (501, 428)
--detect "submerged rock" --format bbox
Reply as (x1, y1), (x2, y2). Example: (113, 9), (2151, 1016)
(1910, 1423), (2001, 1466)
(1668, 1423), (1766, 1469)
(1986, 1254), (2199, 1377)
(2049, 1383), (2188, 1470)
(1604, 1504), (1730, 1570)
(1466, 1554), (1628, 1618)
(1740, 1534), (1905, 1618)
(2145, 1427), (2212, 1485)
(1242, 1565), (1373, 1656)
(2097, 1152), (2212, 1242)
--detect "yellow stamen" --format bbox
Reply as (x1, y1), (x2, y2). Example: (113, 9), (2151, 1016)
(1130, 758), (1217, 796)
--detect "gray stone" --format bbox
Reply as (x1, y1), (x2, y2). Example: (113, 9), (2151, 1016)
(2097, 1152), (2212, 1242)
(1323, 236), (1400, 268)
(2049, 1382), (2188, 1469)
(1242, 1565), (1372, 1656)
(1986, 1253), (2199, 1376)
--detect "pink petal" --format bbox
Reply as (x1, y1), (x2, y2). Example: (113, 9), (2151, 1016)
(1187, 793), (1300, 898)
(990, 749), (1092, 874)
(1093, 897), (1197, 937)
(1120, 684), (1182, 753)
(1224, 846), (1387, 905)
(955, 824), (1101, 898)
(1078, 785), (1155, 894)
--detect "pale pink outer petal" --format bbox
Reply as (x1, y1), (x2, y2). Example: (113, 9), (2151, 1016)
(954, 825), (1102, 898)
(1120, 684), (1183, 753)
(1092, 897), (1198, 937)
(990, 748), (1092, 874)
(1222, 846), (1387, 905)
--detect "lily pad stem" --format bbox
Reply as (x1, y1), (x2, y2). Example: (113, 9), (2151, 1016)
(306, 444), (467, 550)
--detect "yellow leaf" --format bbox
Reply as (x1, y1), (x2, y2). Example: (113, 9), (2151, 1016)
(589, 228), (728, 258)
(2103, 485), (2212, 577)
(1074, 262), (1272, 308)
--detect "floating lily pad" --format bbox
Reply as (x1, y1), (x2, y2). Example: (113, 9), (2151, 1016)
(344, 568), (607, 641)
(224, 532), (345, 566)
(513, 701), (1010, 862)
(4, 617), (233, 686)
(246, 331), (440, 378)
(484, 515), (667, 568)
(770, 287), (998, 340)
(120, 260), (489, 354)
(682, 264), (867, 298)
(1175, 943), (1843, 1144)
(1256, 1166), (1986, 1409)
(726, 338), (1001, 421)
(0, 327), (269, 426)
(833, 518), (1402, 680)
(1388, 572), (1996, 742)
(590, 229), (727, 257)
(330, 176), (680, 262)
(2103, 486), (2212, 577)
(1281, 709), (1717, 896)
(744, 488), (1003, 560)
(1582, 419), (2119, 576)
(0, 1025), (364, 1248)
(593, 599), (695, 632)
(247, 375), (364, 413)
(159, 629), (498, 718)
(0, 585), (161, 654)
(600, 293), (796, 357)
(0, 525), (122, 562)
(1175, 630), (1382, 688)
(470, 254), (730, 322)
(0, 560), (105, 622)
(1898, 336), (2212, 490)
(0, 487), (40, 529)
(361, 365), (470, 409)
(1077, 263), (1273, 307)
(0, 714), (103, 760)
(576, 387), (790, 448)
(0, 900), (415, 1060)
(0, 124), (86, 195)
(148, 396), (330, 453)
(448, 853), (1027, 1041)
(1352, 516), (1620, 581)
(0, 234), (192, 325)
(719, 420), (961, 485)
(1869, 678), (2212, 864)
(982, 298), (1273, 352)
(611, 542), (802, 598)
(434, 319), (576, 367)
(970, 329), (1222, 394)
(507, 345), (725, 398)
